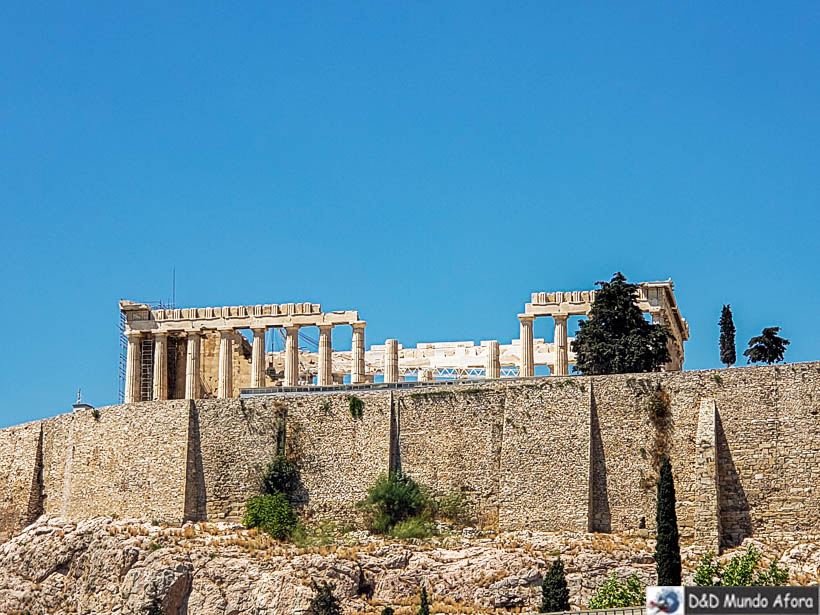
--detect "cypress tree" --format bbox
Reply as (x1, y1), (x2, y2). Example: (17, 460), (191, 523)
(655, 457), (682, 585)
(539, 557), (570, 613)
(572, 272), (671, 375)
(417, 585), (430, 615)
(718, 305), (736, 367)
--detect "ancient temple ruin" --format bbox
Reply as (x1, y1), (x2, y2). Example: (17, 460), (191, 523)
(119, 279), (688, 401)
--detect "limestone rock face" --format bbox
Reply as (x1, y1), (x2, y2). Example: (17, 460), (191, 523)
(0, 517), (816, 615)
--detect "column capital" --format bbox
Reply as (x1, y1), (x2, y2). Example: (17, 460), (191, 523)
(186, 331), (201, 339)
(217, 327), (235, 334)
(553, 314), (569, 323)
(318, 324), (334, 333)
(251, 326), (267, 334)
(352, 321), (367, 330)
(518, 314), (535, 324)
(154, 330), (168, 338)
(285, 324), (301, 333)
(126, 331), (142, 340)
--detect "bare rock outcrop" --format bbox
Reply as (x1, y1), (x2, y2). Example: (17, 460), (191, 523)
(0, 517), (816, 615)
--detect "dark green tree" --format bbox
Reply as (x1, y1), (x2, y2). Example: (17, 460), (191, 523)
(743, 327), (789, 364)
(261, 454), (298, 498)
(718, 305), (736, 366)
(572, 273), (671, 375)
(417, 585), (430, 615)
(539, 557), (570, 613)
(309, 581), (342, 615)
(381, 608), (395, 615)
(655, 457), (682, 585)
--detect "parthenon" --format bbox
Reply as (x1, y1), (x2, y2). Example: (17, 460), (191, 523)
(119, 279), (688, 401)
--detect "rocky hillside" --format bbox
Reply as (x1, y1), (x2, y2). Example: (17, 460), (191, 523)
(0, 517), (817, 615)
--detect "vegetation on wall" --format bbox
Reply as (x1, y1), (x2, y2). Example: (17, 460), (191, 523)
(744, 327), (790, 365)
(655, 457), (682, 585)
(417, 585), (431, 615)
(693, 546), (789, 586)
(539, 557), (570, 613)
(348, 395), (364, 419)
(718, 305), (737, 366)
(572, 272), (671, 375)
(261, 454), (298, 501)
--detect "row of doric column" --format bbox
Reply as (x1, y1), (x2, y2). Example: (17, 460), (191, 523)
(517, 314), (570, 377)
(123, 321), (367, 402)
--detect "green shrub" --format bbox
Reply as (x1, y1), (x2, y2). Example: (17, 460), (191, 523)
(242, 494), (297, 540)
(349, 395), (364, 419)
(309, 581), (342, 615)
(291, 519), (338, 548)
(539, 557), (570, 613)
(390, 517), (434, 540)
(381, 608), (395, 615)
(587, 572), (644, 609)
(358, 472), (428, 533)
(434, 490), (472, 525)
(693, 546), (788, 586)
(261, 454), (298, 498)
(91, 408), (101, 421)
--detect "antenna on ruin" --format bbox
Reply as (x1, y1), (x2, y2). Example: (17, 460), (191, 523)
(171, 267), (176, 308)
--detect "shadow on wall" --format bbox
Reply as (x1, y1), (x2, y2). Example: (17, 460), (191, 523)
(588, 391), (611, 532)
(184, 402), (207, 522)
(716, 411), (752, 549)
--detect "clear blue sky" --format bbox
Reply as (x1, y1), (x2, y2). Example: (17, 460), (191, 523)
(1, 2), (818, 427)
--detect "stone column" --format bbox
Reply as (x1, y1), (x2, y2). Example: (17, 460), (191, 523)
(318, 325), (333, 386)
(251, 328), (266, 388)
(384, 339), (399, 383)
(418, 369), (433, 382)
(485, 340), (500, 379)
(185, 333), (201, 399)
(124, 332), (141, 403)
(553, 315), (569, 376)
(351, 322), (366, 384)
(217, 329), (234, 399)
(518, 315), (535, 377)
(152, 332), (168, 400)
(284, 325), (300, 386)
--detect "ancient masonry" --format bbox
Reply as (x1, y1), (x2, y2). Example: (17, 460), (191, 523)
(1, 363), (818, 553)
(118, 280), (688, 401)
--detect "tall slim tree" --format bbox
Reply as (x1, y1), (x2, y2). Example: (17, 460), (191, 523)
(572, 272), (671, 375)
(655, 457), (682, 585)
(539, 557), (570, 613)
(743, 327), (790, 364)
(309, 581), (342, 615)
(417, 585), (430, 615)
(718, 305), (736, 367)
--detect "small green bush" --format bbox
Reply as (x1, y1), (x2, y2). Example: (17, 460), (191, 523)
(381, 608), (395, 615)
(693, 546), (788, 586)
(261, 454), (298, 498)
(391, 517), (434, 540)
(309, 581), (342, 615)
(242, 493), (297, 540)
(434, 490), (472, 525)
(358, 472), (428, 533)
(91, 408), (101, 421)
(587, 572), (644, 609)
(349, 395), (364, 419)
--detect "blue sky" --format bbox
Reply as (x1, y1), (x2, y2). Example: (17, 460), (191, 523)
(1, 2), (818, 427)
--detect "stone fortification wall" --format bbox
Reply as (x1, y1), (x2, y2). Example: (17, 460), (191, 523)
(191, 397), (285, 521)
(283, 391), (393, 522)
(0, 363), (817, 546)
(0, 421), (42, 540)
(497, 380), (591, 532)
(396, 387), (506, 525)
